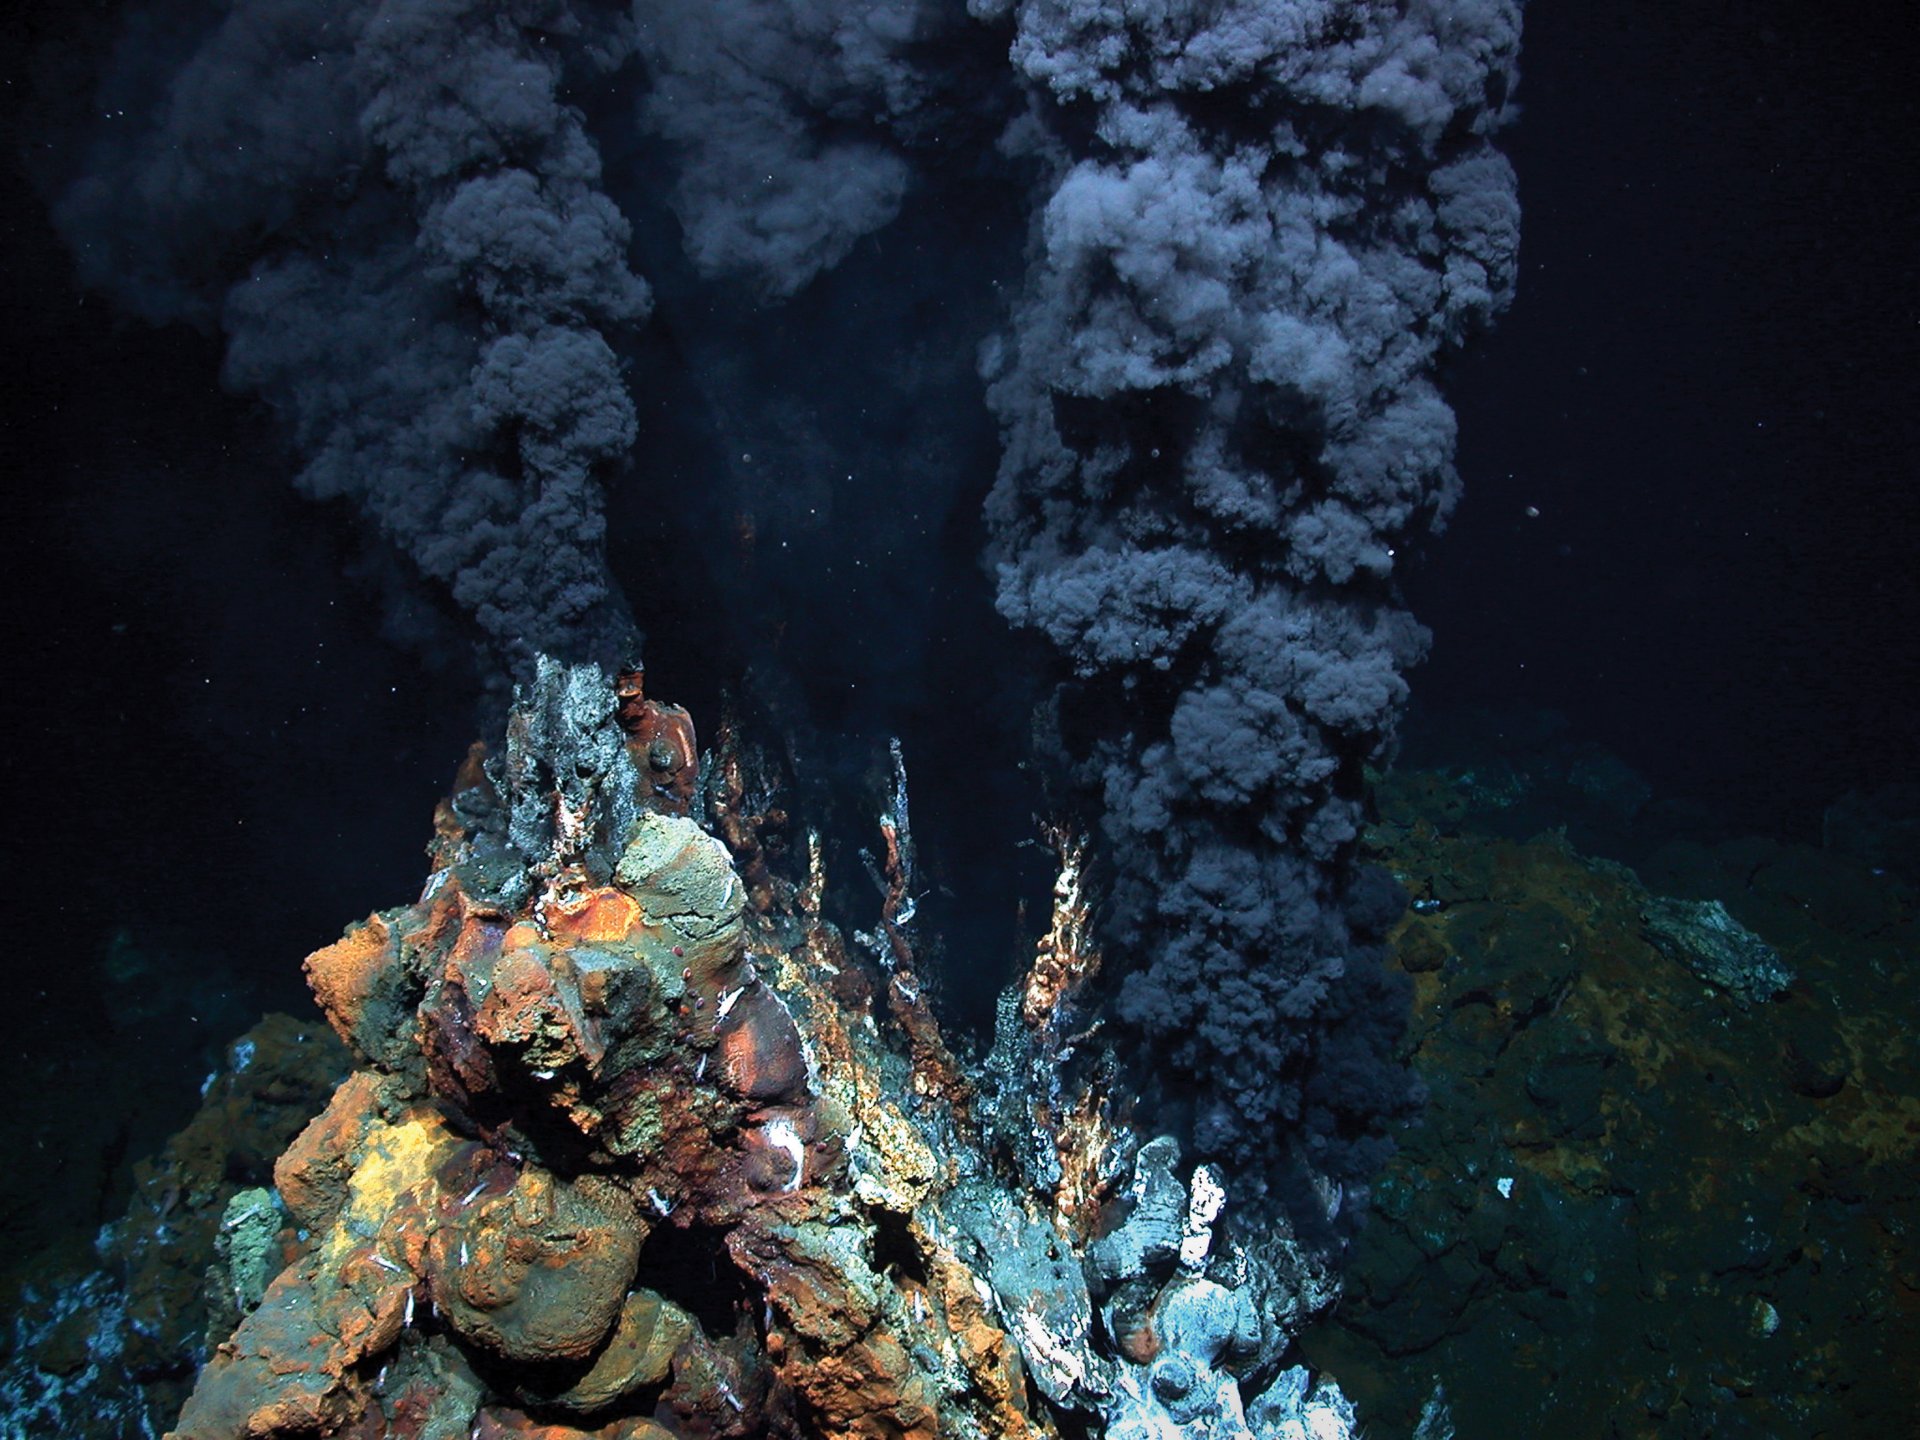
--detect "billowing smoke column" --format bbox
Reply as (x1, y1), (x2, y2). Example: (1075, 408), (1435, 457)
(630, 0), (933, 301)
(974, 0), (1522, 1194)
(46, 0), (1522, 1216)
(52, 0), (650, 672)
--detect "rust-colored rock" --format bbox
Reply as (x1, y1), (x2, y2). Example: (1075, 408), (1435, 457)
(172, 1095), (465, 1440)
(729, 1213), (942, 1438)
(160, 663), (1127, 1440)
(541, 1289), (691, 1414)
(716, 982), (809, 1103)
(615, 665), (697, 815)
(475, 1411), (678, 1440)
(705, 713), (792, 915)
(273, 1069), (392, 1233)
(305, 914), (416, 1070)
(430, 1170), (644, 1365)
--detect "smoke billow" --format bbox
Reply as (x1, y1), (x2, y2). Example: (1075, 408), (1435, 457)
(44, 0), (1522, 1207)
(629, 0), (935, 301)
(975, 0), (1522, 1191)
(52, 0), (650, 673)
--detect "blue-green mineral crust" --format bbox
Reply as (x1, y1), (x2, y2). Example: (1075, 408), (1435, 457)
(1641, 896), (1794, 1003)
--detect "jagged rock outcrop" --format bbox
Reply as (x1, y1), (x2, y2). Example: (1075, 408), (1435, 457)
(162, 659), (1356, 1440)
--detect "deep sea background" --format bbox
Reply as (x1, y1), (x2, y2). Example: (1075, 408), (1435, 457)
(1414, 1), (1920, 836)
(0, 0), (1916, 1420)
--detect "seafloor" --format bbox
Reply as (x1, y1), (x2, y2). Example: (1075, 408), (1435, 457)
(2, 705), (1914, 1438)
(1305, 756), (1920, 1436)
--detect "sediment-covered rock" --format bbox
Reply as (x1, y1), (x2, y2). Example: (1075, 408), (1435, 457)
(1639, 894), (1795, 1003)
(1306, 765), (1920, 1436)
(0, 1015), (350, 1440)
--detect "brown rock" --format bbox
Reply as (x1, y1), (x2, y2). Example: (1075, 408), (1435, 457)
(305, 914), (415, 1068)
(717, 984), (809, 1103)
(616, 665), (698, 816)
(274, 1071), (389, 1233)
(473, 943), (584, 1067)
(432, 1169), (646, 1364)
(476, 1409), (679, 1440)
(545, 1289), (693, 1414)
(741, 1108), (816, 1195)
(163, 676), (1061, 1440)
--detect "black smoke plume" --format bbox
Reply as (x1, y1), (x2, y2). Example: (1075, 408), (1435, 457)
(52, 0), (650, 673)
(42, 0), (1523, 1212)
(974, 0), (1522, 1196)
(630, 0), (933, 301)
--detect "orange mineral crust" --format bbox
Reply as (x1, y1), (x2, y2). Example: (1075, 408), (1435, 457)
(165, 663), (1090, 1440)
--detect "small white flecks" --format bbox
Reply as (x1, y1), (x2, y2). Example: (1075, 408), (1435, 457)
(648, 1187), (675, 1217)
(717, 986), (746, 1021)
(532, 1068), (555, 1081)
(1013, 1309), (1089, 1393)
(1180, 1164), (1227, 1270)
(1496, 1176), (1515, 1200)
(459, 1241), (470, 1267)
(1188, 1165), (1227, 1228)
(403, 1288), (415, 1329)
(764, 1116), (806, 1193)
(459, 1180), (487, 1209)
(222, 1196), (271, 1233)
(695, 1053), (708, 1082)
(371, 1253), (405, 1276)
(1306, 1399), (1355, 1440)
